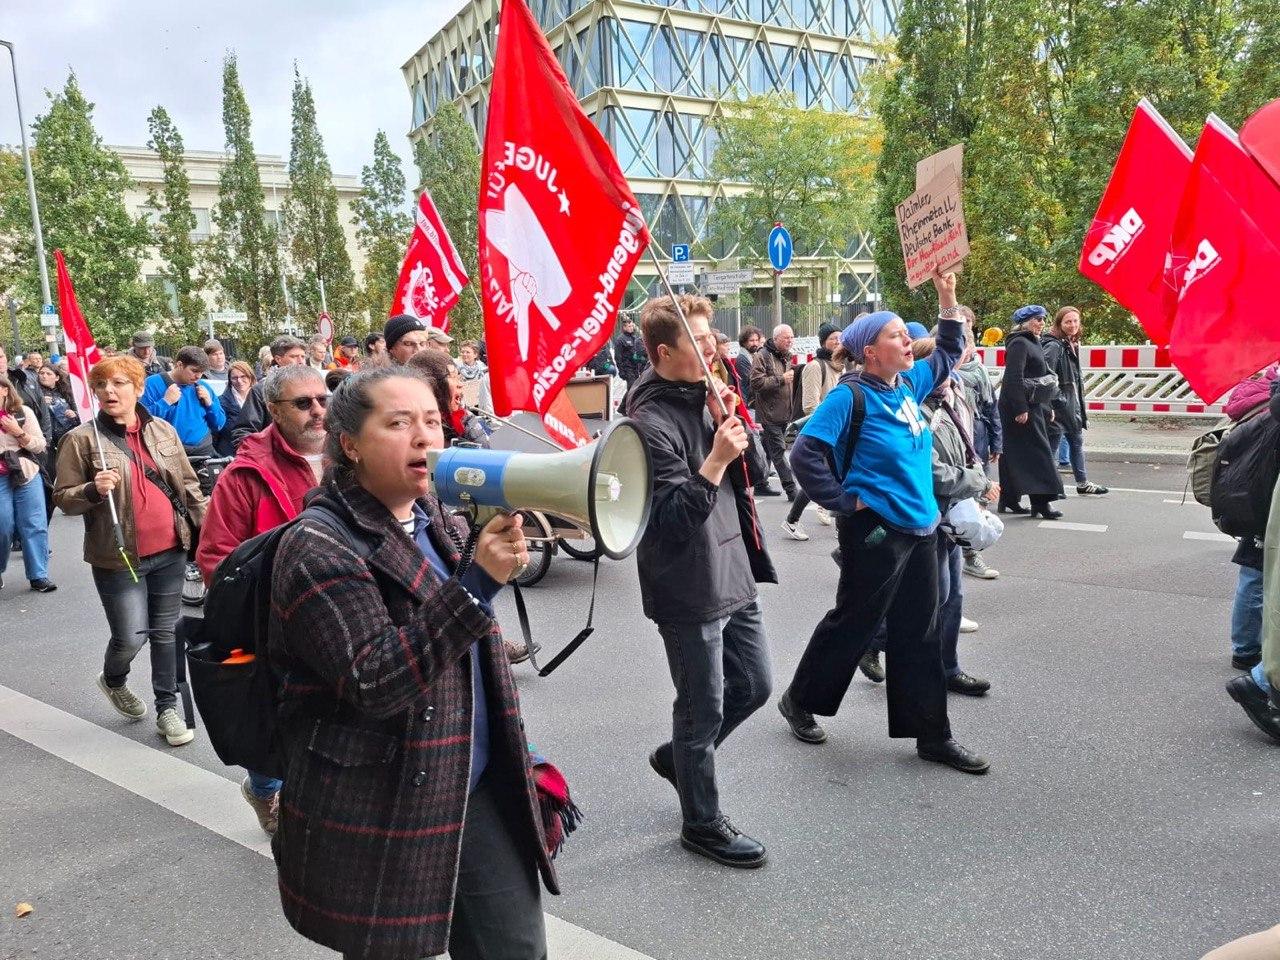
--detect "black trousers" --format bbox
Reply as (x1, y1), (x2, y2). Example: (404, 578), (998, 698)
(786, 510), (950, 740)
(759, 422), (796, 494)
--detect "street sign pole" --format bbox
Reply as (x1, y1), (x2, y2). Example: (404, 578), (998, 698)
(773, 270), (782, 329)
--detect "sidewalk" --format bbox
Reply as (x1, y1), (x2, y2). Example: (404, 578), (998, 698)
(1082, 415), (1205, 465)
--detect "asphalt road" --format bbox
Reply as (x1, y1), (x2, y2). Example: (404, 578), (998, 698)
(2, 460), (1276, 960)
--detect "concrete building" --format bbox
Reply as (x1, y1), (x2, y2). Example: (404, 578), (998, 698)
(400, 0), (897, 330)
(114, 145), (366, 332)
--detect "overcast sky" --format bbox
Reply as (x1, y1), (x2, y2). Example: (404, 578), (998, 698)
(2, 0), (467, 190)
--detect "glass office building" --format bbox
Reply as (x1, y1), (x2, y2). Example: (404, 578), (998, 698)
(402, 0), (896, 316)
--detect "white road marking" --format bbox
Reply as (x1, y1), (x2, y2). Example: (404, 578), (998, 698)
(1183, 530), (1235, 543)
(0, 684), (655, 960)
(1164, 499), (1189, 504)
(1037, 521), (1109, 532)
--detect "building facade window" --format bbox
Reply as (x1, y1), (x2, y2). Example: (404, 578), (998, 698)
(191, 207), (212, 241)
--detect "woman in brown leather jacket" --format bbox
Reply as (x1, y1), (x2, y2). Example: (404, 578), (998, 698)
(54, 355), (206, 747)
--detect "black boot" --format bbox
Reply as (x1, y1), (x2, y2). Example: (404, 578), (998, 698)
(778, 689), (827, 743)
(680, 816), (766, 868)
(917, 738), (990, 774)
(1227, 675), (1280, 742)
(858, 651), (885, 683)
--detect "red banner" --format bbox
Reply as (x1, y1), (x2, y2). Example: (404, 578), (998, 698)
(391, 189), (470, 330)
(1241, 98), (1280, 190)
(478, 0), (649, 448)
(1078, 99), (1193, 345)
(54, 250), (102, 420)
(1164, 119), (1280, 403)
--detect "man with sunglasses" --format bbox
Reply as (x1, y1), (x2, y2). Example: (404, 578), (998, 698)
(195, 364), (330, 834)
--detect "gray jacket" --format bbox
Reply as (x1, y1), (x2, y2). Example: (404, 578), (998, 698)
(923, 392), (991, 512)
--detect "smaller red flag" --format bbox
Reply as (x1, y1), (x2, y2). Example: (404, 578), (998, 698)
(1078, 100), (1193, 345)
(54, 250), (102, 420)
(1164, 121), (1280, 402)
(1241, 98), (1280, 190)
(391, 189), (470, 330)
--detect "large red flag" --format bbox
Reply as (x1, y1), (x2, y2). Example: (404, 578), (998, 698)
(54, 250), (102, 420)
(1241, 98), (1280, 190)
(391, 189), (470, 330)
(478, 0), (649, 448)
(1078, 99), (1193, 345)
(1164, 120), (1280, 403)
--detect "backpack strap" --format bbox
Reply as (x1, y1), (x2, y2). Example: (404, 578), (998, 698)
(838, 381), (867, 481)
(299, 502), (374, 559)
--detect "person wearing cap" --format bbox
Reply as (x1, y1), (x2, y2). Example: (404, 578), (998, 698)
(777, 272), (990, 776)
(385, 314), (432, 365)
(426, 328), (454, 354)
(782, 322), (845, 540)
(333, 336), (361, 369)
(202, 340), (229, 382)
(996, 305), (1065, 519)
(129, 332), (172, 377)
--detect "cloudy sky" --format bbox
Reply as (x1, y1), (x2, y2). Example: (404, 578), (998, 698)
(2, 0), (467, 187)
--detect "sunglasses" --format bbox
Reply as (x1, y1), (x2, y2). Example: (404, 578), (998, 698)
(277, 394), (329, 411)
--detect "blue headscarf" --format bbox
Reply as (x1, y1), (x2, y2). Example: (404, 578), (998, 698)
(840, 310), (899, 363)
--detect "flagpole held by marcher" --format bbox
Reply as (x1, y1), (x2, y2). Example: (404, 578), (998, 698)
(75, 353), (137, 583)
(643, 243), (730, 420)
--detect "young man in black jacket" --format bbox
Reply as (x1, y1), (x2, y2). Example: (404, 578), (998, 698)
(626, 294), (776, 869)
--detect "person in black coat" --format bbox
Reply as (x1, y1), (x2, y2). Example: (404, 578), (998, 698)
(997, 305), (1064, 519)
(734, 326), (763, 405)
(612, 316), (649, 387)
(1042, 307), (1107, 496)
(626, 294), (776, 870)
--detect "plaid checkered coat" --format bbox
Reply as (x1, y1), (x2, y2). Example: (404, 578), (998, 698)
(268, 472), (557, 960)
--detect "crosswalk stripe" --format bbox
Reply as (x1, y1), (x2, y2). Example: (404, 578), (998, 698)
(1183, 530), (1235, 543)
(0, 683), (655, 960)
(1037, 521), (1108, 532)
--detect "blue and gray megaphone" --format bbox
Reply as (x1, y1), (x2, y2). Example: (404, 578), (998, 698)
(427, 418), (653, 560)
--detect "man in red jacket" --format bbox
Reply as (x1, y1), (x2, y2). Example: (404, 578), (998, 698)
(195, 363), (328, 834)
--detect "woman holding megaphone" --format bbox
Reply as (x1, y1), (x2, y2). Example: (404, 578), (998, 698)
(267, 366), (558, 960)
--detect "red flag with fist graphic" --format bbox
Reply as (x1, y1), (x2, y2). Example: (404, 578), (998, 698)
(1078, 99), (1193, 345)
(478, 0), (650, 446)
(1164, 117), (1280, 403)
(391, 189), (470, 329)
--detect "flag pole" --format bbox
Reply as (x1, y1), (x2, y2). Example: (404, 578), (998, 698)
(644, 243), (730, 420)
(75, 353), (137, 583)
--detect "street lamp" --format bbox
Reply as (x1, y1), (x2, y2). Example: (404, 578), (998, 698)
(0, 40), (55, 334)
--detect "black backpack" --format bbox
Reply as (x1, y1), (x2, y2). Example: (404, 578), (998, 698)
(176, 503), (370, 779)
(1210, 410), (1280, 539)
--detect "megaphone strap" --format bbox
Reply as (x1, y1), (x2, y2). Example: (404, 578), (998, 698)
(537, 557), (600, 678)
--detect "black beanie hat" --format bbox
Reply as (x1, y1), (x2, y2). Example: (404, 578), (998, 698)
(384, 314), (427, 352)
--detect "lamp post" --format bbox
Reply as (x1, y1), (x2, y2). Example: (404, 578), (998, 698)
(0, 40), (53, 313)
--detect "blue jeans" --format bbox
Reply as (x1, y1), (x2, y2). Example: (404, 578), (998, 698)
(247, 769), (283, 798)
(936, 536), (964, 677)
(1252, 664), (1272, 696)
(1056, 435), (1070, 465)
(92, 547), (185, 711)
(654, 598), (772, 826)
(1233, 566), (1264, 658)
(0, 472), (49, 582)
(1049, 424), (1088, 484)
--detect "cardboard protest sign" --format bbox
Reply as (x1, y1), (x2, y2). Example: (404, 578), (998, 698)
(916, 144), (964, 190)
(895, 168), (970, 289)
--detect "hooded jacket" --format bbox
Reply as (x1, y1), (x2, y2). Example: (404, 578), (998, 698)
(195, 423), (319, 583)
(1041, 332), (1087, 432)
(749, 339), (795, 426)
(922, 390), (992, 513)
(626, 366), (776, 625)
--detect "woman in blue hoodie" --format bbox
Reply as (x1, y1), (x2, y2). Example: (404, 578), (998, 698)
(776, 272), (989, 776)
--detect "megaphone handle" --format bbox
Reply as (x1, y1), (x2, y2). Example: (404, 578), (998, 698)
(537, 557), (600, 678)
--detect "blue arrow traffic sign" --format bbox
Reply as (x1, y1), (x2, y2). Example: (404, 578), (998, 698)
(768, 225), (792, 271)
(671, 244), (691, 263)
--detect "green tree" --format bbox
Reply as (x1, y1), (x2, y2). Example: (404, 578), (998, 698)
(412, 102), (481, 342)
(284, 68), (357, 330)
(351, 131), (411, 328)
(708, 93), (881, 266)
(205, 53), (285, 343)
(145, 105), (206, 338)
(0, 73), (158, 347)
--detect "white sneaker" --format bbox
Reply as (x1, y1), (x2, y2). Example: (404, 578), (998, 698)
(959, 616), (979, 634)
(963, 555), (999, 579)
(97, 673), (147, 720)
(781, 520), (810, 541)
(816, 506), (833, 526)
(156, 708), (195, 747)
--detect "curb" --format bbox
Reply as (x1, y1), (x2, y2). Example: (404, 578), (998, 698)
(1083, 447), (1188, 465)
